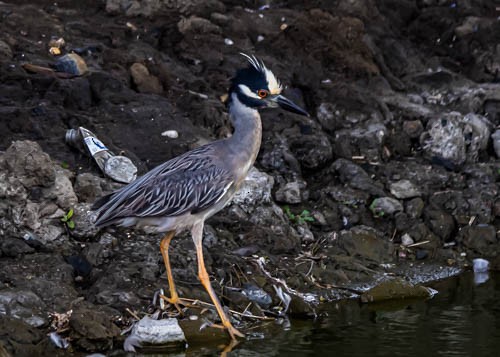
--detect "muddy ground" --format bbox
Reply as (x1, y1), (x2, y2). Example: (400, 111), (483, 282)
(1, 0), (500, 355)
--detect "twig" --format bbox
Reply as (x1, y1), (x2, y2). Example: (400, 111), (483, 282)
(125, 308), (141, 321)
(407, 240), (430, 248)
(160, 296), (275, 321)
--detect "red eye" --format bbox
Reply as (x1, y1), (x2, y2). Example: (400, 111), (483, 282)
(258, 89), (268, 98)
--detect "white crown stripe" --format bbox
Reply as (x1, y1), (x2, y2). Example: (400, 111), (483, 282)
(239, 53), (283, 94)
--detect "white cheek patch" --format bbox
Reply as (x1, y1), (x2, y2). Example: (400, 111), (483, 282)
(238, 84), (260, 99)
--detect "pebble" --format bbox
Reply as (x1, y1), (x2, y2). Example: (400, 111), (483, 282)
(370, 197), (403, 217)
(161, 130), (179, 138)
(390, 179), (421, 199)
(53, 53), (88, 75)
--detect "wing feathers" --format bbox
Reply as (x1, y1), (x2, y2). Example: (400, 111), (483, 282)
(93, 145), (234, 226)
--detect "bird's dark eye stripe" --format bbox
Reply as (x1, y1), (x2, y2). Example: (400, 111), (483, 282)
(258, 89), (268, 98)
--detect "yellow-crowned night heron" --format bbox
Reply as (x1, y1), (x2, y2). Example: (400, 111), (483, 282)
(92, 54), (308, 340)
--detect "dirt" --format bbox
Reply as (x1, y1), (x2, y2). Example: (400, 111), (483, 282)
(1, 0), (500, 355)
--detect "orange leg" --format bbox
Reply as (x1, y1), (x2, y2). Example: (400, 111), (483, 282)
(160, 231), (183, 312)
(191, 222), (244, 340)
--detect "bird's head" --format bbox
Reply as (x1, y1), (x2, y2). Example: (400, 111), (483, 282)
(229, 53), (309, 116)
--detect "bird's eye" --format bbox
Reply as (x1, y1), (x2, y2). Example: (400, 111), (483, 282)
(257, 89), (268, 98)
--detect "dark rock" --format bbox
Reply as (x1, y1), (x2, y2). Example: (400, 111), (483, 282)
(405, 197), (425, 219)
(370, 197), (403, 217)
(424, 209), (456, 242)
(0, 317), (45, 356)
(331, 159), (385, 196)
(0, 40), (12, 61)
(74, 173), (105, 203)
(0, 238), (34, 257)
(361, 278), (434, 303)
(337, 226), (393, 264)
(288, 130), (333, 170)
(69, 308), (121, 352)
(459, 225), (498, 256)
(333, 120), (387, 162)
(66, 255), (93, 277)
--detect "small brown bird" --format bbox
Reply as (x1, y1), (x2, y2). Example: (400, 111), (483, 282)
(92, 54), (308, 340)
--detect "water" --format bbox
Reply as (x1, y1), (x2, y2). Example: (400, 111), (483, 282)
(184, 272), (500, 356)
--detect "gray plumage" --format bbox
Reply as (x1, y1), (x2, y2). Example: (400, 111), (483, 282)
(92, 144), (234, 228)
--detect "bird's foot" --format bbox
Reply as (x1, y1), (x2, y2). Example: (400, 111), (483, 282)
(209, 322), (245, 340)
(159, 294), (190, 314)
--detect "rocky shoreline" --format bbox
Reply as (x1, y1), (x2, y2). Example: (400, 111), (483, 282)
(1, 0), (500, 355)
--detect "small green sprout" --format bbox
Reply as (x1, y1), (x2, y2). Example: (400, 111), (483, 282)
(61, 209), (75, 229)
(369, 200), (385, 218)
(283, 206), (315, 225)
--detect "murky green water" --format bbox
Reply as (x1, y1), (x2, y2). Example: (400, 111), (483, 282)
(185, 272), (500, 356)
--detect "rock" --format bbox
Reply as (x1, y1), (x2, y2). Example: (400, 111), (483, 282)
(34, 224), (64, 244)
(405, 197), (425, 219)
(0, 238), (34, 257)
(454, 16), (482, 38)
(491, 130), (500, 159)
(241, 284), (272, 308)
(0, 289), (47, 327)
(424, 209), (455, 242)
(53, 53), (88, 76)
(420, 112), (491, 168)
(70, 203), (100, 240)
(3, 141), (55, 188)
(389, 179), (421, 199)
(231, 167), (274, 213)
(402, 120), (424, 138)
(124, 316), (186, 352)
(0, 40), (12, 61)
(331, 159), (385, 196)
(401, 233), (414, 246)
(0, 317), (44, 355)
(74, 173), (105, 202)
(289, 131), (333, 170)
(48, 167), (78, 210)
(275, 181), (303, 204)
(297, 225), (315, 243)
(69, 308), (121, 352)
(459, 225), (498, 256)
(361, 278), (435, 303)
(105, 0), (162, 17)
(316, 102), (341, 132)
(369, 197), (403, 217)
(130, 63), (163, 94)
(337, 226), (393, 264)
(177, 16), (221, 35)
(333, 119), (387, 162)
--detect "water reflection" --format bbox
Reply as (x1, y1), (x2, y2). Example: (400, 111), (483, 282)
(224, 273), (500, 357)
(153, 273), (500, 356)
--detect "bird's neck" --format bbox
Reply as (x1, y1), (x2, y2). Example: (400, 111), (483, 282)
(226, 93), (262, 176)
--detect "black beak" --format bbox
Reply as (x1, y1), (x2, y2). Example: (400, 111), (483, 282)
(274, 94), (309, 117)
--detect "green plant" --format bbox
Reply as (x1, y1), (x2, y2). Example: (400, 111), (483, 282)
(283, 206), (315, 225)
(369, 200), (385, 218)
(61, 209), (75, 229)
